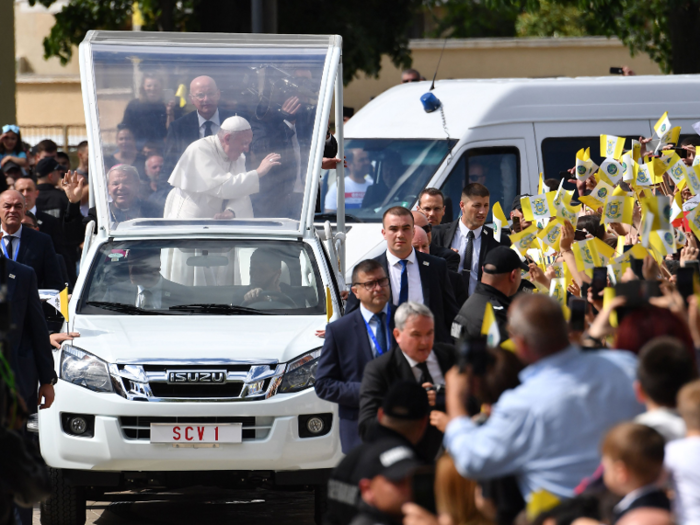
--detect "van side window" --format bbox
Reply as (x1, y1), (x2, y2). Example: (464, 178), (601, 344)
(439, 147), (520, 222)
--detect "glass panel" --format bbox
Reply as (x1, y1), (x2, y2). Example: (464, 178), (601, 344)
(79, 239), (323, 315)
(440, 147), (520, 223)
(318, 139), (452, 222)
(90, 42), (329, 231)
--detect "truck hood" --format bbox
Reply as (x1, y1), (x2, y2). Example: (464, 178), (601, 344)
(70, 315), (326, 364)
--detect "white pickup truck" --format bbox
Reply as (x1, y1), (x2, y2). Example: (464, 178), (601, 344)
(38, 31), (349, 525)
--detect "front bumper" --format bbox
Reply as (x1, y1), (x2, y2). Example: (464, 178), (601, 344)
(39, 379), (343, 473)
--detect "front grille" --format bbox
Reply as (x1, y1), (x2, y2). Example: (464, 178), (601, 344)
(149, 382), (245, 399)
(119, 416), (273, 441)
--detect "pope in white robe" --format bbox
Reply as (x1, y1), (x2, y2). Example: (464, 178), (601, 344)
(162, 116), (281, 285)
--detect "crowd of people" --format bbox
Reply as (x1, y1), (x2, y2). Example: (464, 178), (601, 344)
(317, 117), (700, 525)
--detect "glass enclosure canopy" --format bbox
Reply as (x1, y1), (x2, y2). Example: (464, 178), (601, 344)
(79, 31), (342, 237)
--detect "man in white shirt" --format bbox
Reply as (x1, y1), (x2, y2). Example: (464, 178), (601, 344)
(324, 148), (374, 212)
(431, 183), (504, 298)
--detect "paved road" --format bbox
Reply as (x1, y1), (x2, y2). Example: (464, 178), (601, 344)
(32, 487), (316, 525)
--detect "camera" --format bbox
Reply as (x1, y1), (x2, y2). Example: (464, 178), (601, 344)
(254, 66), (318, 123)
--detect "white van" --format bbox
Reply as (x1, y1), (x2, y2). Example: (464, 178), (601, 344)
(326, 75), (700, 281)
(38, 31), (347, 525)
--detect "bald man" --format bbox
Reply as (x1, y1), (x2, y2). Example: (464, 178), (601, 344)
(162, 75), (237, 183)
(412, 210), (460, 273)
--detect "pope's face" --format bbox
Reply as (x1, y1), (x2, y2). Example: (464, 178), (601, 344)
(222, 130), (253, 162)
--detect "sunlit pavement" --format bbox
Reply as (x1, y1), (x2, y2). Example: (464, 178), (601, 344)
(32, 487), (315, 524)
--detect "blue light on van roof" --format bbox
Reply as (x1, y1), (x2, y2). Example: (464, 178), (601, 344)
(420, 92), (441, 113)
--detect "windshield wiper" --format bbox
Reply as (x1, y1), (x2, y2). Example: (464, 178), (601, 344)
(169, 304), (273, 315)
(86, 301), (164, 315)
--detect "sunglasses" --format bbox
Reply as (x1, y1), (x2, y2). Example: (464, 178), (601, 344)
(421, 224), (432, 234)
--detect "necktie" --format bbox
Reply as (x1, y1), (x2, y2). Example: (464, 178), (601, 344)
(462, 230), (475, 276)
(5, 236), (14, 260)
(373, 312), (388, 356)
(203, 120), (213, 137)
(398, 260), (409, 306)
(416, 361), (434, 385)
(140, 290), (154, 309)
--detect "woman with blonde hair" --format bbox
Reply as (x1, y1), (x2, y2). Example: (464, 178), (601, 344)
(435, 454), (495, 525)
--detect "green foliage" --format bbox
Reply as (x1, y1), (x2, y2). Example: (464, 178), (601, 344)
(515, 1), (598, 38)
(426, 0), (520, 38)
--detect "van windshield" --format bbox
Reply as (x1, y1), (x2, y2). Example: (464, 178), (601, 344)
(78, 239), (325, 316)
(319, 139), (453, 222)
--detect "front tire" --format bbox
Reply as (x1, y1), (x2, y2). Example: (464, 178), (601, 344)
(314, 483), (328, 525)
(40, 468), (86, 525)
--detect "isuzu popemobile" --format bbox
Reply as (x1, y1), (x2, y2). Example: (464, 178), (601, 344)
(38, 31), (350, 525)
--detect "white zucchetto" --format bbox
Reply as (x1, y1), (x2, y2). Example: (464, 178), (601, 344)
(220, 116), (251, 133)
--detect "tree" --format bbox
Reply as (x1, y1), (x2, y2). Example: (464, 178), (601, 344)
(485, 0), (700, 73)
(28, 0), (424, 85)
(426, 0), (520, 39)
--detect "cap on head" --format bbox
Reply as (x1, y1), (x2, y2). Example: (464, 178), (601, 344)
(220, 116), (251, 133)
(35, 157), (66, 179)
(382, 380), (430, 420)
(511, 194), (531, 212)
(483, 246), (524, 274)
(354, 438), (423, 482)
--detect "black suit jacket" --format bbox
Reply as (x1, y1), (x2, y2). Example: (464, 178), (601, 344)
(345, 250), (459, 343)
(431, 220), (505, 292)
(162, 109), (235, 182)
(15, 227), (63, 292)
(36, 209), (77, 287)
(6, 259), (55, 410)
(358, 343), (457, 460)
(430, 244), (461, 273)
(611, 489), (671, 525)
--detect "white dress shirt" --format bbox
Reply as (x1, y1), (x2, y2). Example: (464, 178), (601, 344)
(137, 276), (164, 309)
(450, 222), (483, 296)
(386, 248), (424, 306)
(1, 224), (22, 260)
(198, 109), (221, 139)
(285, 121), (304, 193)
(402, 350), (445, 386)
(359, 303), (390, 357)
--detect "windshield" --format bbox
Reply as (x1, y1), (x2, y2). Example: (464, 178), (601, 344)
(78, 239), (324, 315)
(318, 139), (453, 222)
(86, 34), (334, 232)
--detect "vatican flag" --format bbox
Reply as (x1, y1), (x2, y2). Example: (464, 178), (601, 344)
(600, 134), (625, 160)
(686, 205), (700, 240)
(549, 278), (567, 309)
(46, 287), (70, 322)
(554, 200), (581, 228)
(675, 227), (687, 249)
(670, 191), (684, 225)
(325, 287), (333, 323)
(667, 153), (687, 185)
(572, 238), (615, 271)
(481, 303), (501, 347)
(175, 83), (188, 108)
(650, 230), (677, 256)
(621, 153), (635, 182)
(641, 211), (655, 249)
(634, 160), (654, 187)
(579, 180), (614, 211)
(520, 194), (552, 222)
(510, 223), (539, 254)
(640, 195), (671, 232)
(607, 263), (629, 285)
(491, 201), (509, 243)
(654, 112), (672, 139)
(685, 165), (700, 196)
(601, 195), (635, 226)
(599, 157), (624, 185)
(537, 219), (563, 252)
(575, 148), (598, 181)
(614, 243), (649, 265)
(603, 287), (619, 329)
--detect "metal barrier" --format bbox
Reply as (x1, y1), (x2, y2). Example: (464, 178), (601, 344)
(16, 125), (89, 150)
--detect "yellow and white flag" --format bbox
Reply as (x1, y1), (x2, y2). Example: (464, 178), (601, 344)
(549, 278), (567, 308)
(670, 191), (683, 223)
(481, 302), (501, 347)
(686, 205), (700, 240)
(325, 287), (333, 323)
(599, 157), (624, 185)
(520, 194), (553, 222)
(654, 112), (672, 139)
(572, 238), (615, 271)
(667, 153), (687, 185)
(600, 134), (626, 160)
(46, 287), (70, 322)
(607, 262), (629, 285)
(601, 195), (635, 225)
(685, 165), (700, 196)
(675, 227), (687, 249)
(491, 201), (509, 243)
(634, 159), (654, 187)
(575, 148), (598, 181)
(641, 211), (655, 249)
(640, 195), (671, 232)
(621, 153), (635, 183)
(509, 223), (539, 254)
(614, 243), (649, 265)
(175, 83), (187, 108)
(650, 230), (677, 256)
(554, 200), (581, 227)
(538, 172), (545, 194)
(631, 140), (642, 162)
(537, 218), (563, 252)
(579, 180), (615, 211)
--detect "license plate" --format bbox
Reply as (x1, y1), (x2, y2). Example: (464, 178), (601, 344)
(150, 423), (242, 444)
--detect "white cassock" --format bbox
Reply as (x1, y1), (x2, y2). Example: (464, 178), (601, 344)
(162, 135), (259, 286)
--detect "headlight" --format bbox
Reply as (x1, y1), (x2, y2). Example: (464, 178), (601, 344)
(60, 346), (113, 393)
(278, 348), (321, 394)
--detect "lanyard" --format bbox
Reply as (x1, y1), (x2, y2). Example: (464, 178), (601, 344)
(362, 304), (391, 355)
(1, 237), (19, 261)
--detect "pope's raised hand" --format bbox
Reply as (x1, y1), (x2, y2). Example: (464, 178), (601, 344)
(257, 153), (282, 177)
(61, 171), (86, 204)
